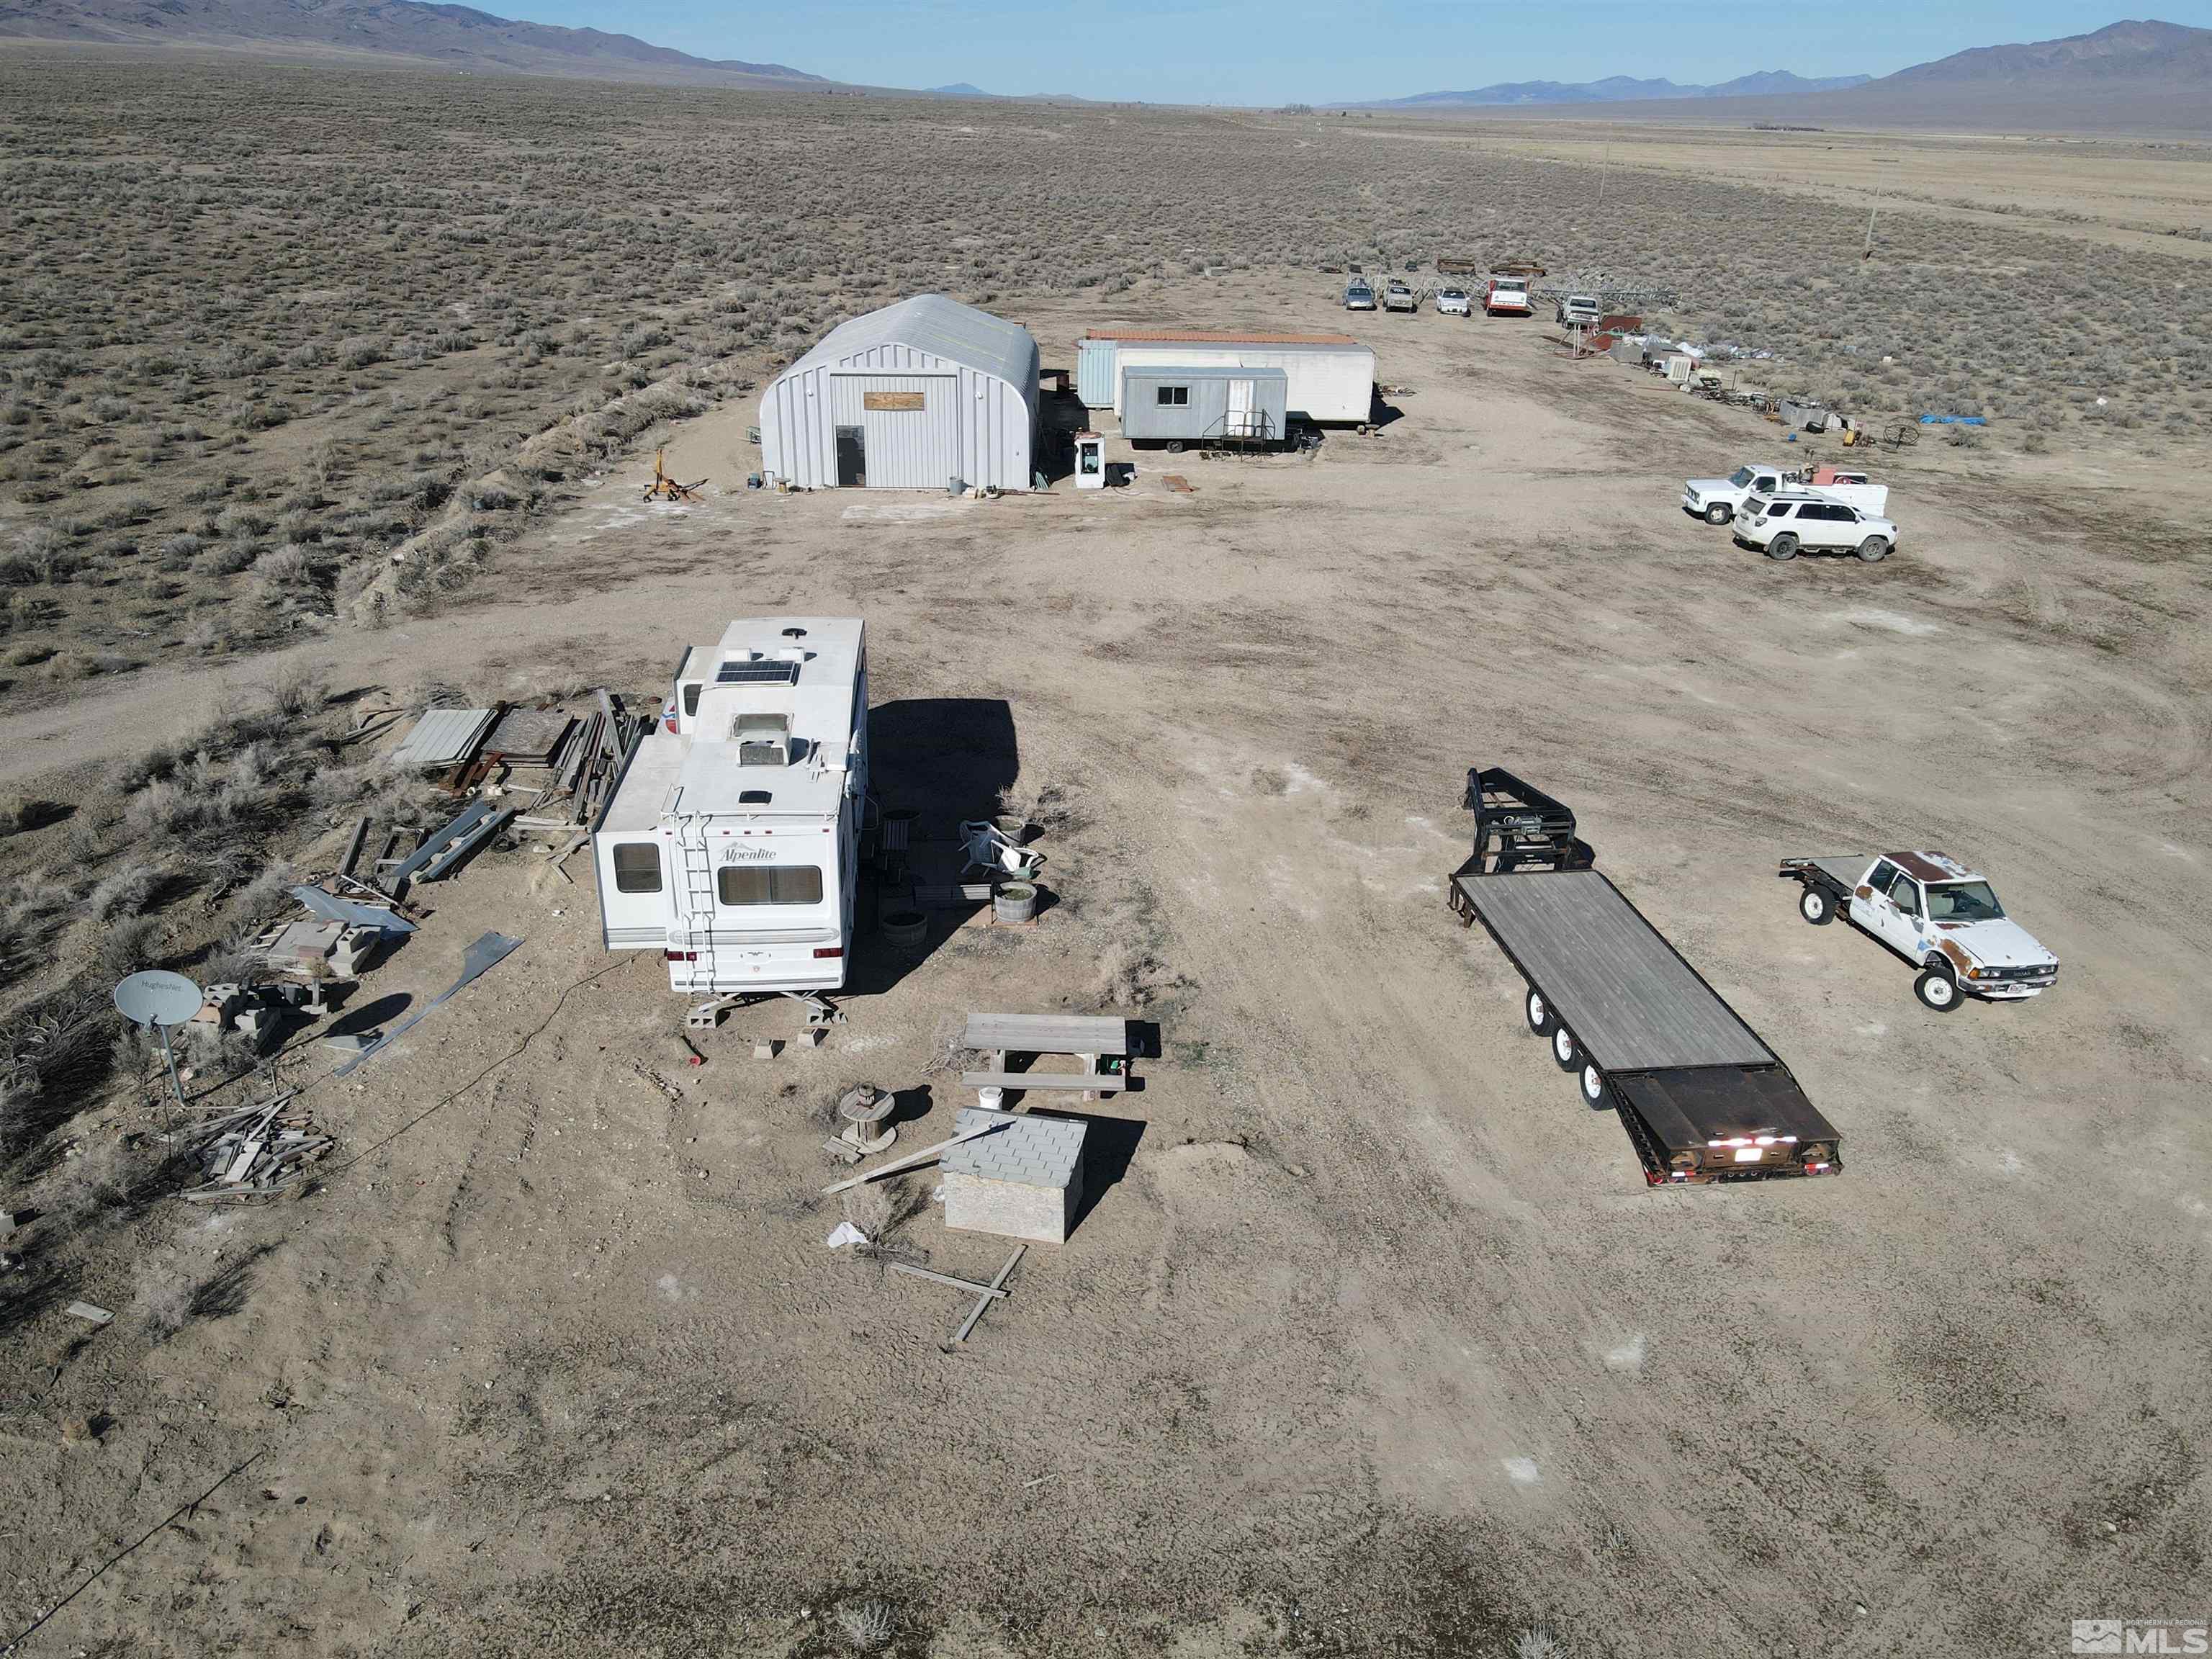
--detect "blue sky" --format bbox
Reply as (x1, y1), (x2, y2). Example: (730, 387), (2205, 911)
(501, 1), (2211, 102)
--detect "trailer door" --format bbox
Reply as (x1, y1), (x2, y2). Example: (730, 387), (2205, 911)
(1227, 377), (1256, 439)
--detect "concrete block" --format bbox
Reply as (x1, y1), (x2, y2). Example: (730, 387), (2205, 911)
(331, 926), (382, 979)
(942, 1109), (1087, 1244)
(944, 1169), (1082, 1244)
(752, 1039), (781, 1061)
(797, 1027), (827, 1048)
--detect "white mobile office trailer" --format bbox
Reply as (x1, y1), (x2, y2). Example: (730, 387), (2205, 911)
(596, 617), (869, 1004)
(1076, 331), (1375, 426)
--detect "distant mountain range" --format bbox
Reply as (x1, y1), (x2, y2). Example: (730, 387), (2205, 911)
(1357, 19), (2212, 127)
(1, 6), (2207, 133)
(1375, 70), (1871, 108)
(0, 0), (822, 86)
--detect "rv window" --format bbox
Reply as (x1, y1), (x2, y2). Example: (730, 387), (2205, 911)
(682, 683), (701, 717)
(1156, 385), (1190, 407)
(612, 843), (662, 894)
(716, 865), (825, 906)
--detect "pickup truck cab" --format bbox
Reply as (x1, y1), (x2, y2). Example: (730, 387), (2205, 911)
(1733, 491), (1896, 562)
(1555, 294), (1601, 326)
(1484, 276), (1533, 317)
(1344, 279), (1377, 311)
(1435, 287), (1471, 317)
(1682, 463), (1790, 523)
(1682, 463), (1887, 525)
(1780, 852), (2059, 1012)
(1383, 279), (1419, 313)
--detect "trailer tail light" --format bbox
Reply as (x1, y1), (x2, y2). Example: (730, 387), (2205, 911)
(665, 950), (697, 962)
(812, 946), (843, 959)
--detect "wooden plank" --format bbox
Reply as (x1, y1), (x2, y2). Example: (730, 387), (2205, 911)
(951, 1246), (1025, 1345)
(819, 1119), (1010, 1195)
(959, 1071), (1125, 1093)
(339, 817), (372, 878)
(863, 390), (926, 412)
(889, 1262), (1009, 1299)
(965, 1013), (1128, 1055)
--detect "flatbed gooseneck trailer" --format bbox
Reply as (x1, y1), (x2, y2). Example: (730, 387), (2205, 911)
(1447, 768), (1842, 1184)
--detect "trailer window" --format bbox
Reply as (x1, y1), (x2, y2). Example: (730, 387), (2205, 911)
(716, 865), (824, 906)
(612, 843), (662, 894)
(1156, 385), (1190, 407)
(682, 683), (701, 717)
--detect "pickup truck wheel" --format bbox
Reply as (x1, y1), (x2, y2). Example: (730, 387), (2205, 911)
(1914, 966), (1964, 1012)
(1799, 886), (1834, 925)
(1856, 536), (1892, 562)
(1765, 533), (1799, 561)
(1550, 1025), (1581, 1070)
(1578, 1062), (1609, 1110)
(1524, 986), (1555, 1035)
(1704, 503), (1732, 525)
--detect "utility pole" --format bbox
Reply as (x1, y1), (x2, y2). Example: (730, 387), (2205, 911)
(1597, 143), (1610, 214)
(1863, 206), (1877, 260)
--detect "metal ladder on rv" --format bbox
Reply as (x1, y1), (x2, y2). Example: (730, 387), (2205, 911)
(673, 814), (718, 994)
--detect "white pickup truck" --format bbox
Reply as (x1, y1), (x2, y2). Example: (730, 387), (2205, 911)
(1779, 851), (2059, 1012)
(1682, 464), (1887, 525)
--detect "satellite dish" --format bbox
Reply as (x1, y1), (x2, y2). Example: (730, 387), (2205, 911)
(112, 970), (205, 1030)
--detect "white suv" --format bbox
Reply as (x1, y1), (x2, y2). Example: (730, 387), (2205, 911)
(1435, 287), (1471, 317)
(1732, 491), (1897, 562)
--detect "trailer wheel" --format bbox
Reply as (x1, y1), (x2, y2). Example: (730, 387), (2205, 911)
(1164, 440), (1185, 455)
(1914, 965), (1963, 1012)
(1704, 503), (1732, 525)
(1856, 535), (1891, 562)
(1550, 1024), (1581, 1071)
(1798, 885), (1834, 926)
(1578, 1062), (1609, 1110)
(1765, 533), (1799, 561)
(1524, 986), (1555, 1035)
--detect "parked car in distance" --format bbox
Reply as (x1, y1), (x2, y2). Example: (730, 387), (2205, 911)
(1555, 294), (1601, 326)
(1435, 287), (1471, 317)
(1732, 492), (1897, 562)
(1383, 279), (1419, 313)
(1779, 851), (2059, 1012)
(1344, 279), (1377, 311)
(1683, 463), (1888, 524)
(1484, 276), (1533, 317)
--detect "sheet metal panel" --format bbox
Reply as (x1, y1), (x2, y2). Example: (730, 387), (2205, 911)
(1452, 869), (1775, 1073)
(390, 707), (493, 769)
(1076, 339), (1118, 408)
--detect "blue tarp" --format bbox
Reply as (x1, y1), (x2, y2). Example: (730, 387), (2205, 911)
(1918, 415), (1988, 426)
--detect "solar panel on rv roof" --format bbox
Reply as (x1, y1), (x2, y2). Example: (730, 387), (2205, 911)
(715, 660), (800, 685)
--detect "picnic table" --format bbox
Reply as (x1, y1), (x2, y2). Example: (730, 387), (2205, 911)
(961, 1012), (1129, 1097)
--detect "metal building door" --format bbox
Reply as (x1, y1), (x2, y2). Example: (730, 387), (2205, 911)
(835, 426), (866, 488)
(1227, 377), (1256, 438)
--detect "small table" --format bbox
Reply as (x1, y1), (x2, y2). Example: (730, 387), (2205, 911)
(960, 1012), (1129, 1102)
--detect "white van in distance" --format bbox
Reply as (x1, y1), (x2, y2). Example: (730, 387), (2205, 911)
(595, 618), (869, 1008)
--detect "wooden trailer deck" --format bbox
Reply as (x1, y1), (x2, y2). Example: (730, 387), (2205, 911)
(1449, 868), (1773, 1074)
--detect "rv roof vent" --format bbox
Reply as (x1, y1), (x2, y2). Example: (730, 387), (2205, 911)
(775, 647), (805, 665)
(739, 789), (772, 804)
(780, 626), (807, 639)
(733, 711), (792, 767)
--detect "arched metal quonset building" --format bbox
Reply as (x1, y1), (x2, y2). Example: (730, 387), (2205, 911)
(758, 295), (1040, 491)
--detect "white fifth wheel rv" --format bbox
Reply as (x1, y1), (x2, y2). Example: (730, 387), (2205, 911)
(595, 617), (869, 1013)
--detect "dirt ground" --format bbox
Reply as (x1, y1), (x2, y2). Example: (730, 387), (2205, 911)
(4, 274), (2210, 1659)
(1328, 117), (2212, 261)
